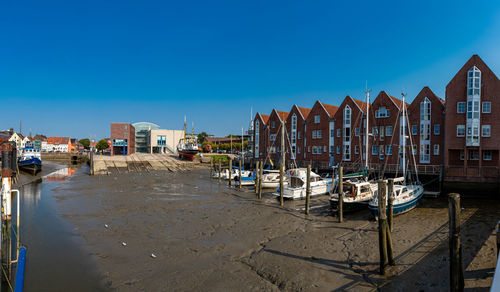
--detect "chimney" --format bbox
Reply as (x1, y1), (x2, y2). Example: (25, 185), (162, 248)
(9, 128), (13, 135)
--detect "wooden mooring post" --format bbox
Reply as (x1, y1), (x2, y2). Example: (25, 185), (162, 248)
(210, 157), (213, 179)
(238, 159), (242, 189)
(305, 165), (311, 215)
(90, 151), (94, 175)
(378, 180), (394, 274)
(279, 163), (284, 206)
(258, 161), (263, 199)
(448, 193), (464, 292)
(228, 159), (232, 186)
(388, 178), (394, 231)
(338, 166), (343, 223)
(255, 161), (260, 194)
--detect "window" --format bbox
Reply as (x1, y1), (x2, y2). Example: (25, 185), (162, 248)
(270, 134), (277, 141)
(312, 146), (317, 154)
(318, 146), (322, 154)
(372, 145), (378, 155)
(312, 131), (317, 139)
(330, 146), (334, 154)
(412, 125), (417, 135)
(467, 66), (481, 96)
(379, 153), (384, 160)
(412, 145), (417, 155)
(297, 147), (301, 154)
(434, 125), (440, 135)
(386, 145), (392, 155)
(460, 150), (464, 160)
(337, 129), (341, 137)
(292, 114), (297, 130)
(433, 144), (439, 155)
(298, 132), (302, 139)
(482, 125), (491, 137)
(420, 144), (430, 163)
(420, 97), (431, 121)
(308, 146), (311, 153)
(386, 126), (393, 136)
(380, 145), (384, 153)
(271, 121), (276, 128)
(457, 125), (465, 137)
(380, 127), (384, 141)
(336, 145), (340, 154)
(157, 135), (166, 146)
(457, 102), (466, 113)
(355, 128), (359, 136)
(483, 150), (492, 161)
(355, 145), (359, 154)
(482, 102), (491, 113)
(330, 129), (334, 138)
(375, 107), (389, 118)
(314, 115), (320, 123)
(317, 130), (322, 138)
(468, 149), (479, 160)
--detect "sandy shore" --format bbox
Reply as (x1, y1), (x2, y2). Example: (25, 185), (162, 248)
(53, 168), (499, 291)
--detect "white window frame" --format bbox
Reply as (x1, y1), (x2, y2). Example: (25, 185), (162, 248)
(482, 102), (491, 113)
(314, 115), (320, 123)
(482, 125), (491, 137)
(457, 102), (466, 114)
(457, 125), (465, 137)
(483, 150), (492, 161)
(386, 126), (393, 136)
(412, 125), (417, 135)
(434, 125), (440, 135)
(433, 144), (439, 156)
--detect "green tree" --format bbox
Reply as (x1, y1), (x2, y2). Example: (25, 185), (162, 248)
(79, 138), (91, 150)
(96, 139), (109, 151)
(197, 132), (209, 144)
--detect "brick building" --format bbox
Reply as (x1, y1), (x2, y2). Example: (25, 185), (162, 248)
(110, 123), (135, 156)
(285, 105), (311, 164)
(368, 91), (407, 166)
(408, 87), (445, 167)
(304, 101), (338, 167)
(332, 96), (367, 167)
(266, 109), (289, 163)
(253, 113), (269, 160)
(444, 55), (500, 182)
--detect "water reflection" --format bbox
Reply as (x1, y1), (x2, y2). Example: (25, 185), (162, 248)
(42, 167), (77, 182)
(20, 182), (42, 211)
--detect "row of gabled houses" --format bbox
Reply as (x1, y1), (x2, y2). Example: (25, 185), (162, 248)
(0, 129), (83, 152)
(253, 55), (500, 183)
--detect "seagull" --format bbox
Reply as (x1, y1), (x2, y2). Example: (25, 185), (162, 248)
(104, 224), (109, 228)
(151, 253), (157, 258)
(122, 242), (127, 246)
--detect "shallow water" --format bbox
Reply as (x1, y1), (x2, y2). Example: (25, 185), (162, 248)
(16, 166), (107, 291)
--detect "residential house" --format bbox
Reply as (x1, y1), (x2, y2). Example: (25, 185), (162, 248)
(253, 113), (269, 160)
(285, 105), (311, 163)
(305, 101), (339, 167)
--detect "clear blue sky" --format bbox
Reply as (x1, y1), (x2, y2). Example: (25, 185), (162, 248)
(1, 0), (500, 139)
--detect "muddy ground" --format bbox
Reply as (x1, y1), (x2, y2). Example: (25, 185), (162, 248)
(53, 168), (499, 291)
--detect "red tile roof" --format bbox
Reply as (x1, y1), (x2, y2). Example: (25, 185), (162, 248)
(351, 98), (368, 113)
(260, 114), (269, 124)
(322, 103), (339, 117)
(297, 106), (312, 119)
(276, 110), (289, 121)
(46, 137), (71, 144)
(388, 94), (409, 110)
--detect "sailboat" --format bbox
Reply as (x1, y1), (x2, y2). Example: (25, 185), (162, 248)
(274, 168), (334, 200)
(368, 93), (424, 217)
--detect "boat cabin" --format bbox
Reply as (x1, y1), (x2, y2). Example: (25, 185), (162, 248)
(343, 181), (373, 198)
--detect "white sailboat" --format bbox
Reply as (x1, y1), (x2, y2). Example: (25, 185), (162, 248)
(273, 168), (333, 200)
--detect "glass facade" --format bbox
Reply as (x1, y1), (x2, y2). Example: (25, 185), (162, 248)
(132, 122), (160, 153)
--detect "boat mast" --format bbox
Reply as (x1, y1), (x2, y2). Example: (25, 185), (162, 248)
(281, 119), (285, 168)
(241, 126), (244, 165)
(401, 92), (406, 183)
(365, 88), (370, 170)
(183, 116), (187, 145)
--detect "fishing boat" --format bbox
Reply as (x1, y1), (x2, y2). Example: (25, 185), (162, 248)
(368, 92), (425, 217)
(18, 145), (42, 175)
(177, 117), (200, 161)
(273, 168), (334, 200)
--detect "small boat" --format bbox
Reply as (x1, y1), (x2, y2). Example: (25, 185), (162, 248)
(368, 178), (424, 217)
(214, 167), (252, 181)
(273, 168), (333, 200)
(18, 145), (42, 175)
(177, 117), (200, 161)
(330, 180), (378, 212)
(260, 170), (283, 189)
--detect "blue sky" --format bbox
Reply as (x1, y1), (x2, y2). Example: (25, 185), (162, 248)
(1, 0), (500, 139)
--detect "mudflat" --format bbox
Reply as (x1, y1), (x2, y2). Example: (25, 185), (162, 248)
(53, 168), (499, 291)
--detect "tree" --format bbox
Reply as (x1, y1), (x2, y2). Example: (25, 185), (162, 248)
(96, 139), (109, 151)
(80, 138), (91, 150)
(197, 132), (209, 144)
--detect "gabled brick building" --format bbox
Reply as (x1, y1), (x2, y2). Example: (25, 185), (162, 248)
(266, 109), (289, 163)
(368, 91), (407, 166)
(253, 113), (269, 160)
(444, 55), (500, 182)
(333, 96), (367, 167)
(304, 101), (338, 167)
(408, 87), (445, 166)
(285, 105), (311, 163)
(110, 123), (135, 156)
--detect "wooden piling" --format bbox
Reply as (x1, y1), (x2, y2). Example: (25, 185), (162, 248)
(210, 157), (213, 179)
(378, 180), (388, 275)
(255, 161), (260, 194)
(448, 193), (464, 292)
(258, 161), (263, 199)
(90, 151), (94, 175)
(338, 166), (343, 223)
(305, 165), (311, 215)
(279, 162), (284, 206)
(388, 178), (394, 232)
(228, 159), (232, 186)
(238, 159), (242, 189)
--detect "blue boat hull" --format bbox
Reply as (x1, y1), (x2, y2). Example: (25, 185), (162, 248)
(18, 157), (42, 175)
(368, 188), (424, 217)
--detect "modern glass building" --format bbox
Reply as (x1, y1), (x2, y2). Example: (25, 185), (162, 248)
(132, 122), (160, 153)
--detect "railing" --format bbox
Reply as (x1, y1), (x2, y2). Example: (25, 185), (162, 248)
(446, 166), (499, 178)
